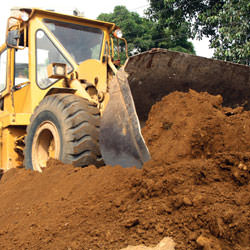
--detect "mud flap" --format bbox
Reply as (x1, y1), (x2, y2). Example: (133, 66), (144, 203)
(100, 69), (151, 169)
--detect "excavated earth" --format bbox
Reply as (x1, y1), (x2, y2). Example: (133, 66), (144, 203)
(0, 90), (250, 250)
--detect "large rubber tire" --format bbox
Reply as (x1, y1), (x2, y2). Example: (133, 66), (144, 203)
(24, 94), (103, 171)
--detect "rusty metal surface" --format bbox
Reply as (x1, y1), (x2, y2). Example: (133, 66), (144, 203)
(100, 69), (150, 168)
(125, 48), (250, 121)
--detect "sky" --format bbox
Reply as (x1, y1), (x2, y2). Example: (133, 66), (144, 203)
(0, 0), (214, 57)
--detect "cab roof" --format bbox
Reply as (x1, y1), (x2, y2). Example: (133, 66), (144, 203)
(20, 8), (118, 32)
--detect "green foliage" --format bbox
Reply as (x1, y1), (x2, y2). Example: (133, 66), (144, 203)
(147, 0), (250, 65)
(98, 6), (154, 59)
(212, 0), (250, 64)
(97, 5), (195, 63)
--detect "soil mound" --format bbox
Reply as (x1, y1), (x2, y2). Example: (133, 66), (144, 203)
(143, 89), (250, 162)
(0, 90), (249, 250)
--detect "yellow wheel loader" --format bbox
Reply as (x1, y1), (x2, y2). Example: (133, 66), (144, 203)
(0, 8), (150, 171)
(0, 8), (249, 171)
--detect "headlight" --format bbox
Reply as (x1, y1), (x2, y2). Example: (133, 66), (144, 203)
(21, 11), (29, 22)
(113, 29), (123, 39)
(47, 63), (67, 79)
(10, 8), (30, 22)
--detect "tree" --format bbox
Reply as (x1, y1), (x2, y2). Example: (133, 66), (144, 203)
(211, 0), (250, 64)
(147, 0), (250, 65)
(97, 5), (195, 62)
(98, 5), (155, 62)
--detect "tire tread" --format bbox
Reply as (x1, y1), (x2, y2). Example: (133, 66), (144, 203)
(24, 94), (104, 169)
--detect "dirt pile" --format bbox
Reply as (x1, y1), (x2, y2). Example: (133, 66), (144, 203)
(0, 90), (250, 250)
(143, 89), (250, 163)
(140, 90), (250, 249)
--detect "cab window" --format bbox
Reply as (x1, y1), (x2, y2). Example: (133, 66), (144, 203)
(43, 19), (103, 64)
(36, 30), (73, 89)
(0, 50), (7, 92)
(15, 47), (29, 85)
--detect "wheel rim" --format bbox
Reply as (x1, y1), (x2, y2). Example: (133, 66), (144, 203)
(32, 121), (60, 172)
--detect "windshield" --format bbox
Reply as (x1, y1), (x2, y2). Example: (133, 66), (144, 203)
(43, 19), (104, 64)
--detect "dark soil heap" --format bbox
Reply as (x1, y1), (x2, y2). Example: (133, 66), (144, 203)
(0, 90), (249, 250)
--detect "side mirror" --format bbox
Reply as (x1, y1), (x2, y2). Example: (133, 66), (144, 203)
(6, 30), (20, 48)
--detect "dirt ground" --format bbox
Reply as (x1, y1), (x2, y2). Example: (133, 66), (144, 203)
(0, 90), (249, 250)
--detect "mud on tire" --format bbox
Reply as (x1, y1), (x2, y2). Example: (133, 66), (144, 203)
(24, 94), (103, 171)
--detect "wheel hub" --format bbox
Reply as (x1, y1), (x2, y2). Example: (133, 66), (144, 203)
(32, 121), (60, 172)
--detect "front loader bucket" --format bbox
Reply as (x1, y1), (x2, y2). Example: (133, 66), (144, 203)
(100, 69), (150, 169)
(125, 48), (250, 122)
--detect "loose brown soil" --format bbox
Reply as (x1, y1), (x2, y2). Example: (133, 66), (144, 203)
(0, 90), (249, 250)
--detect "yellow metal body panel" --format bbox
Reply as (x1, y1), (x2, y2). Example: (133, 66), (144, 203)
(0, 112), (31, 128)
(13, 84), (32, 113)
(78, 59), (108, 93)
(0, 126), (25, 169)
